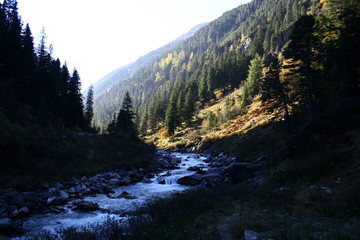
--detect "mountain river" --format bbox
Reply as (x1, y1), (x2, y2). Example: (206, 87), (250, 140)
(13, 151), (209, 238)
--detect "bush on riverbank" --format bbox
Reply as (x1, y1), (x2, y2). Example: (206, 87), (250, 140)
(0, 124), (156, 188)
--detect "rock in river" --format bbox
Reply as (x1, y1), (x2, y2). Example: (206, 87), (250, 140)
(73, 201), (100, 212)
(177, 174), (203, 186)
(0, 218), (15, 235)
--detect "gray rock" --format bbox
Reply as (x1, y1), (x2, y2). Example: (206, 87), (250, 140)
(73, 201), (99, 211)
(117, 191), (136, 199)
(9, 208), (19, 218)
(18, 206), (30, 216)
(225, 163), (263, 182)
(47, 197), (68, 206)
(119, 177), (131, 186)
(187, 166), (201, 171)
(22, 192), (39, 202)
(146, 173), (155, 179)
(68, 187), (76, 194)
(9, 194), (24, 206)
(74, 185), (83, 193)
(207, 167), (225, 175)
(54, 182), (63, 189)
(177, 174), (203, 186)
(59, 191), (69, 199)
(244, 230), (258, 240)
(109, 178), (121, 185)
(0, 218), (15, 235)
(157, 177), (166, 185)
(0, 200), (8, 215)
(203, 174), (223, 185)
(102, 187), (114, 194)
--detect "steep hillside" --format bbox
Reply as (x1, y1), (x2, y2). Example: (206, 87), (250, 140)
(93, 0), (321, 131)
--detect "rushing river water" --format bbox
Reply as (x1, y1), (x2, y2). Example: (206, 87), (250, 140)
(15, 152), (208, 237)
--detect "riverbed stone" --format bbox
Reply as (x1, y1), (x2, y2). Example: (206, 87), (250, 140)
(145, 173), (155, 179)
(18, 206), (30, 216)
(177, 174), (203, 186)
(54, 182), (63, 189)
(203, 174), (223, 186)
(109, 178), (121, 186)
(245, 229), (258, 240)
(9, 194), (24, 206)
(0, 218), (15, 235)
(117, 191), (136, 199)
(157, 177), (166, 184)
(59, 191), (69, 199)
(22, 192), (39, 202)
(47, 197), (68, 206)
(187, 166), (201, 171)
(225, 163), (263, 182)
(73, 201), (99, 211)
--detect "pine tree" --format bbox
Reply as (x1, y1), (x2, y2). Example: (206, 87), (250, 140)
(183, 87), (196, 125)
(245, 54), (264, 98)
(261, 58), (290, 119)
(326, 0), (360, 96)
(176, 89), (185, 124)
(66, 69), (84, 128)
(84, 85), (94, 130)
(198, 65), (208, 101)
(21, 23), (36, 104)
(140, 104), (149, 134)
(164, 90), (178, 135)
(284, 15), (318, 121)
(116, 91), (136, 136)
(250, 28), (264, 57)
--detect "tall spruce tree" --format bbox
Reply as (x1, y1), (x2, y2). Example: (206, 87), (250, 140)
(116, 91), (136, 136)
(164, 90), (179, 135)
(84, 85), (94, 130)
(67, 69), (84, 128)
(284, 15), (318, 121)
(261, 58), (290, 120)
(245, 54), (264, 98)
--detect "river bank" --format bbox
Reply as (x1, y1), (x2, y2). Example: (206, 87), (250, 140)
(1, 150), (247, 238)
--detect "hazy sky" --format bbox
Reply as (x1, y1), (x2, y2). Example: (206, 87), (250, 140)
(17, 0), (251, 89)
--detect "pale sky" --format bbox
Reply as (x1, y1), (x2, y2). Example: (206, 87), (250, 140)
(17, 0), (251, 90)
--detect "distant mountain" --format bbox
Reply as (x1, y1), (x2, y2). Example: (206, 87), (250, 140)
(84, 23), (208, 98)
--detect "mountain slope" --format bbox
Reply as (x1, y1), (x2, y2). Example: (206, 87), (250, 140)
(93, 0), (320, 130)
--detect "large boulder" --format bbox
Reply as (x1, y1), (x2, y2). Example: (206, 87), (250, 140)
(73, 201), (99, 211)
(157, 177), (166, 185)
(22, 192), (39, 202)
(202, 174), (223, 186)
(224, 163), (263, 183)
(0, 200), (8, 216)
(244, 229), (258, 240)
(0, 218), (15, 235)
(207, 167), (225, 175)
(47, 197), (68, 206)
(9, 194), (24, 206)
(177, 174), (203, 186)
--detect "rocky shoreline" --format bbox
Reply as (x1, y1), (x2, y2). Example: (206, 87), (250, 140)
(0, 150), (269, 237)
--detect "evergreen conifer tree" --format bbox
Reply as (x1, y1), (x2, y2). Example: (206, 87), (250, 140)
(164, 90), (178, 135)
(261, 58), (290, 119)
(84, 85), (94, 130)
(284, 15), (318, 121)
